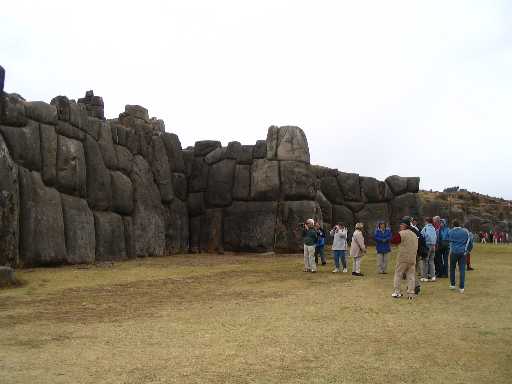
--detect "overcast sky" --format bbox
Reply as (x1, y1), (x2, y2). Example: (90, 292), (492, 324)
(2, 0), (511, 199)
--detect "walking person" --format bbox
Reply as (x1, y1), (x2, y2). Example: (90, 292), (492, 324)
(391, 217), (419, 299)
(420, 217), (437, 282)
(448, 220), (473, 293)
(350, 222), (366, 276)
(330, 223), (348, 273)
(374, 221), (392, 274)
(302, 219), (318, 273)
(314, 222), (327, 265)
(436, 219), (450, 278)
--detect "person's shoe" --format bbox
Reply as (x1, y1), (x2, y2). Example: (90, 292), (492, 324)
(352, 272), (357, 276)
(342, 268), (348, 273)
(408, 295), (415, 301)
(420, 278), (428, 282)
(321, 262), (327, 266)
(459, 288), (464, 293)
(303, 269), (310, 272)
(332, 268), (339, 273)
(467, 266), (474, 271)
(353, 272), (364, 276)
(382, 272), (388, 274)
(391, 292), (402, 298)
(310, 270), (317, 273)
(449, 285), (456, 290)
(430, 276), (436, 282)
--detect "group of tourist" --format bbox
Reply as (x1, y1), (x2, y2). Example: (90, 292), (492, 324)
(301, 215), (475, 299)
(478, 230), (509, 244)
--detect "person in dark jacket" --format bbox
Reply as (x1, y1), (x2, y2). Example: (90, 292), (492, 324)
(302, 219), (318, 273)
(435, 219), (450, 277)
(314, 221), (327, 265)
(374, 221), (392, 273)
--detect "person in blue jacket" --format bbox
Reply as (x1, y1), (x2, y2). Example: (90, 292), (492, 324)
(448, 220), (474, 293)
(374, 221), (392, 273)
(420, 217), (437, 281)
(435, 219), (450, 278)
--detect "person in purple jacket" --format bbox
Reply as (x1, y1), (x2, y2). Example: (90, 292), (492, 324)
(374, 221), (392, 274)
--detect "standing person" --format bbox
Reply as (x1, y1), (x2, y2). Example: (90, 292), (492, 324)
(374, 221), (392, 274)
(330, 223), (348, 273)
(409, 217), (423, 294)
(314, 222), (327, 265)
(448, 220), (473, 293)
(302, 219), (318, 273)
(350, 222), (366, 276)
(420, 217), (437, 282)
(391, 217), (419, 299)
(436, 219), (450, 278)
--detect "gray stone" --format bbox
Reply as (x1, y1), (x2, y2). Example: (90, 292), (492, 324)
(253, 140), (266, 159)
(78, 90), (105, 120)
(385, 175), (408, 196)
(18, 169), (67, 266)
(164, 199), (189, 254)
(356, 203), (390, 242)
(312, 165), (338, 179)
(93, 211), (127, 261)
(238, 145), (253, 164)
(130, 156), (165, 257)
(232, 164), (251, 201)
(204, 147), (226, 165)
(189, 215), (201, 253)
(276, 126), (310, 163)
(40, 124), (57, 186)
(124, 105), (149, 122)
(223, 201), (277, 252)
(24, 101), (57, 125)
(0, 266), (16, 287)
(275, 201), (322, 252)
(251, 159), (280, 201)
(61, 194), (95, 264)
(51, 96), (89, 129)
(150, 118), (165, 134)
(360, 177), (392, 202)
(1, 93), (27, 127)
(407, 177), (420, 193)
(84, 117), (101, 141)
(161, 133), (185, 173)
(114, 144), (133, 174)
(194, 140), (221, 157)
(187, 192), (205, 217)
(205, 159), (236, 207)
(172, 172), (187, 201)
(316, 191), (333, 224)
(390, 193), (421, 231)
(266, 126), (279, 160)
(97, 120), (117, 169)
(225, 141), (242, 160)
(84, 135), (112, 210)
(332, 205), (355, 227)
(56, 135), (87, 197)
(0, 134), (19, 266)
(55, 121), (85, 141)
(123, 216), (135, 258)
(151, 136), (174, 203)
(280, 161), (316, 200)
(188, 157), (209, 193)
(337, 172), (362, 201)
(111, 171), (134, 215)
(0, 120), (41, 171)
(320, 176), (344, 204)
(343, 201), (365, 212)
(200, 208), (224, 253)
(110, 120), (129, 146)
(182, 149), (194, 177)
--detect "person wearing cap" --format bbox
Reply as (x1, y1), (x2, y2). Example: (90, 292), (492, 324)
(350, 222), (366, 276)
(448, 220), (473, 293)
(391, 218), (419, 299)
(374, 221), (392, 274)
(302, 219), (318, 273)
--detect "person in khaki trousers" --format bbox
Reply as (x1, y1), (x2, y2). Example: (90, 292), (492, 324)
(391, 218), (419, 299)
(350, 223), (366, 276)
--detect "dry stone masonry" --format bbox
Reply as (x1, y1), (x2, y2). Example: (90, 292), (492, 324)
(0, 66), (425, 267)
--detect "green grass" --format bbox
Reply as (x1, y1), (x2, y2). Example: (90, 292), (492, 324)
(1, 244), (511, 384)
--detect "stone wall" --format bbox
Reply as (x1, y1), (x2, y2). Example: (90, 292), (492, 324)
(0, 66), (424, 267)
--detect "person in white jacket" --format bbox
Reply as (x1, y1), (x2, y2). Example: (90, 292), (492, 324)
(330, 223), (348, 273)
(350, 222), (367, 276)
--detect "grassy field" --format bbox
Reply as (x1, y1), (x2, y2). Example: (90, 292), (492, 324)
(1, 244), (511, 384)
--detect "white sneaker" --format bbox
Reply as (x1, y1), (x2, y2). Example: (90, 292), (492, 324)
(342, 268), (348, 273)
(391, 292), (402, 298)
(449, 285), (456, 290)
(459, 288), (464, 294)
(431, 276), (436, 282)
(332, 268), (339, 273)
(420, 278), (428, 282)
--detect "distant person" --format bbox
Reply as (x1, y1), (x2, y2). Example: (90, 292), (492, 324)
(314, 222), (327, 265)
(492, 231), (498, 245)
(480, 232), (487, 244)
(374, 221), (392, 274)
(391, 217), (419, 299)
(302, 219), (318, 273)
(435, 219), (450, 278)
(330, 223), (348, 273)
(350, 222), (366, 276)
(448, 220), (473, 293)
(420, 217), (437, 281)
(408, 217), (423, 294)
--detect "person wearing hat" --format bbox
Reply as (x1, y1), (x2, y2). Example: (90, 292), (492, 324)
(374, 221), (392, 274)
(391, 217), (419, 299)
(350, 222), (366, 276)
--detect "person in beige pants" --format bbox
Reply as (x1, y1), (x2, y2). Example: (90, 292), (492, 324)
(350, 223), (366, 276)
(391, 218), (419, 299)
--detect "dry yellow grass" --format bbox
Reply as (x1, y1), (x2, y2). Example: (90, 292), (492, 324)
(1, 244), (511, 384)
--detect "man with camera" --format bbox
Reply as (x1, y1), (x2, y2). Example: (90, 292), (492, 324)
(330, 223), (348, 273)
(301, 219), (318, 273)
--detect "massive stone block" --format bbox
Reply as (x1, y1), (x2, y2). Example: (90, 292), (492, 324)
(18, 169), (67, 266)
(189, 215), (201, 253)
(40, 124), (57, 186)
(312, 165), (338, 179)
(266, 126), (279, 160)
(406, 177), (420, 193)
(251, 159), (280, 201)
(1, 93), (27, 127)
(280, 161), (316, 200)
(172, 172), (187, 201)
(275, 201), (322, 252)
(332, 205), (355, 227)
(390, 193), (421, 231)
(337, 172), (362, 201)
(187, 192), (205, 217)
(276, 126), (310, 163)
(0, 134), (19, 266)
(320, 176), (344, 204)
(360, 176), (393, 203)
(93, 211), (127, 261)
(0, 120), (41, 171)
(200, 208), (224, 253)
(84, 135), (112, 210)
(56, 135), (87, 197)
(50, 96), (89, 130)
(164, 199), (189, 254)
(97, 120), (117, 169)
(151, 136), (174, 203)
(316, 191), (333, 224)
(194, 140), (221, 157)
(223, 201), (277, 252)
(55, 120), (85, 141)
(188, 157), (209, 193)
(206, 159), (236, 207)
(114, 144), (133, 174)
(130, 156), (165, 257)
(253, 139), (267, 159)
(61, 194), (95, 264)
(111, 171), (134, 215)
(24, 101), (57, 125)
(385, 175), (408, 196)
(356, 203), (390, 241)
(161, 132), (186, 173)
(232, 164), (251, 201)
(238, 145), (253, 164)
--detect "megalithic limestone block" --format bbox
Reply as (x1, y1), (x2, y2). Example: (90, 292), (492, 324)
(61, 194), (95, 264)
(164, 199), (189, 254)
(275, 201), (322, 252)
(84, 135), (112, 210)
(93, 211), (127, 261)
(0, 119), (41, 171)
(356, 202), (390, 243)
